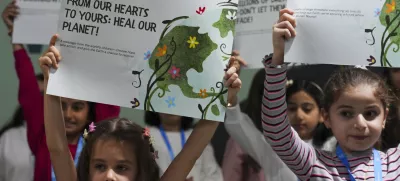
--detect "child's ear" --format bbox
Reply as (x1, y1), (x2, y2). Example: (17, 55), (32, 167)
(321, 108), (331, 128)
(383, 108), (389, 129)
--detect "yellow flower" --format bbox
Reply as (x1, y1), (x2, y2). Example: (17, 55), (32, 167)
(187, 36), (199, 48)
(156, 44), (167, 57)
(199, 89), (208, 98)
(386, 0), (396, 13)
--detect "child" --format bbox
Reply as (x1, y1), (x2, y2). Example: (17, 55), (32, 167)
(145, 112), (223, 181)
(223, 69), (335, 181)
(0, 74), (43, 181)
(261, 8), (400, 180)
(2, 2), (120, 180)
(38, 34), (241, 181)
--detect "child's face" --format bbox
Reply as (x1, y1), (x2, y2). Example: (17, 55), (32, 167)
(90, 139), (137, 181)
(288, 90), (322, 140)
(324, 84), (387, 153)
(61, 97), (90, 136)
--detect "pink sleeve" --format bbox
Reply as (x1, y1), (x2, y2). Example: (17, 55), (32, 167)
(14, 48), (44, 155)
(94, 103), (120, 122)
(222, 138), (244, 181)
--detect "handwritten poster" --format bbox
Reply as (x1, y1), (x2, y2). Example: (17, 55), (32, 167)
(284, 0), (400, 67)
(233, 0), (286, 68)
(46, 0), (238, 122)
(13, 0), (60, 44)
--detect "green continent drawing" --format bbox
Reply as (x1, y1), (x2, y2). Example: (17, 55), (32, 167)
(379, 0), (400, 66)
(148, 26), (218, 98)
(213, 9), (237, 38)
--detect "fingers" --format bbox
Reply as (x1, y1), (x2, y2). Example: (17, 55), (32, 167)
(279, 8), (294, 18)
(45, 52), (58, 69)
(224, 67), (240, 87)
(278, 12), (296, 28)
(234, 55), (248, 67)
(39, 56), (53, 70)
(49, 45), (62, 61)
(274, 20), (296, 39)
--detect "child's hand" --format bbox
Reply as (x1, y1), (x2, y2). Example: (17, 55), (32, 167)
(225, 50), (245, 107)
(2, 0), (19, 36)
(39, 34), (61, 80)
(272, 8), (296, 65)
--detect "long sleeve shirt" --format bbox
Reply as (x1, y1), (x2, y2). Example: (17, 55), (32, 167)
(14, 49), (121, 181)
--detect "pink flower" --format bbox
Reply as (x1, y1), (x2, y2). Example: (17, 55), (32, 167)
(89, 122), (96, 132)
(168, 66), (181, 79)
(143, 127), (150, 137)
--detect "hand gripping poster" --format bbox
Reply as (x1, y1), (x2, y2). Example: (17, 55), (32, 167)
(46, 0), (238, 121)
(284, 0), (400, 67)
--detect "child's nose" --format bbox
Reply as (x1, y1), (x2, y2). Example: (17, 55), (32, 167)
(105, 169), (117, 181)
(354, 114), (368, 130)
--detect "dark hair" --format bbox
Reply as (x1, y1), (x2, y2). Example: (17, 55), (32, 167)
(144, 111), (194, 130)
(324, 67), (392, 111)
(239, 69), (265, 181)
(0, 73), (44, 137)
(77, 118), (160, 181)
(286, 79), (332, 148)
(380, 68), (400, 151)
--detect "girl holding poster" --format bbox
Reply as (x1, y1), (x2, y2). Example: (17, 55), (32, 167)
(223, 69), (336, 181)
(38, 34), (242, 181)
(2, 2), (120, 181)
(260, 8), (400, 180)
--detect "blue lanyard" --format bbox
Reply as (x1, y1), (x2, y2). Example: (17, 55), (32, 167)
(51, 136), (84, 181)
(336, 145), (382, 181)
(159, 126), (186, 161)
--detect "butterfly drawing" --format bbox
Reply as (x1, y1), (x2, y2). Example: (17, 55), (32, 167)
(196, 7), (206, 15)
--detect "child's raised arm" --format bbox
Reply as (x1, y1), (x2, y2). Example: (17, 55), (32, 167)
(39, 35), (77, 181)
(261, 8), (315, 180)
(161, 52), (242, 181)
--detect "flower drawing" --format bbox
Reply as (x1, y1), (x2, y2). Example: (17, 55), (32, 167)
(168, 65), (181, 79)
(226, 11), (237, 20)
(386, 0), (396, 14)
(165, 96), (176, 108)
(144, 50), (151, 60)
(187, 36), (199, 48)
(374, 8), (381, 17)
(196, 7), (206, 15)
(156, 44), (167, 57)
(367, 55), (376, 65)
(199, 89), (208, 98)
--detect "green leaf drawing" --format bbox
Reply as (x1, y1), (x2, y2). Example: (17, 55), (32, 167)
(211, 104), (220, 116)
(379, 0), (400, 66)
(222, 56), (229, 61)
(213, 9), (236, 38)
(148, 26), (218, 98)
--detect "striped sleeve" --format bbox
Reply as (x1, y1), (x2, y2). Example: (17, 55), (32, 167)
(261, 59), (316, 180)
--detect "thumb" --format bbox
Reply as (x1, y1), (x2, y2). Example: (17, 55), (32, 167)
(49, 34), (58, 47)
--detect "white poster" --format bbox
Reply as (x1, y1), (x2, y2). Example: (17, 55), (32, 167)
(12, 0), (60, 44)
(47, 0), (238, 122)
(233, 0), (286, 68)
(284, 0), (400, 67)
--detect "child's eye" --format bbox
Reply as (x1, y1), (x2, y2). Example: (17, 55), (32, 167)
(363, 110), (378, 120)
(94, 163), (107, 171)
(72, 104), (84, 112)
(340, 111), (353, 118)
(116, 165), (128, 172)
